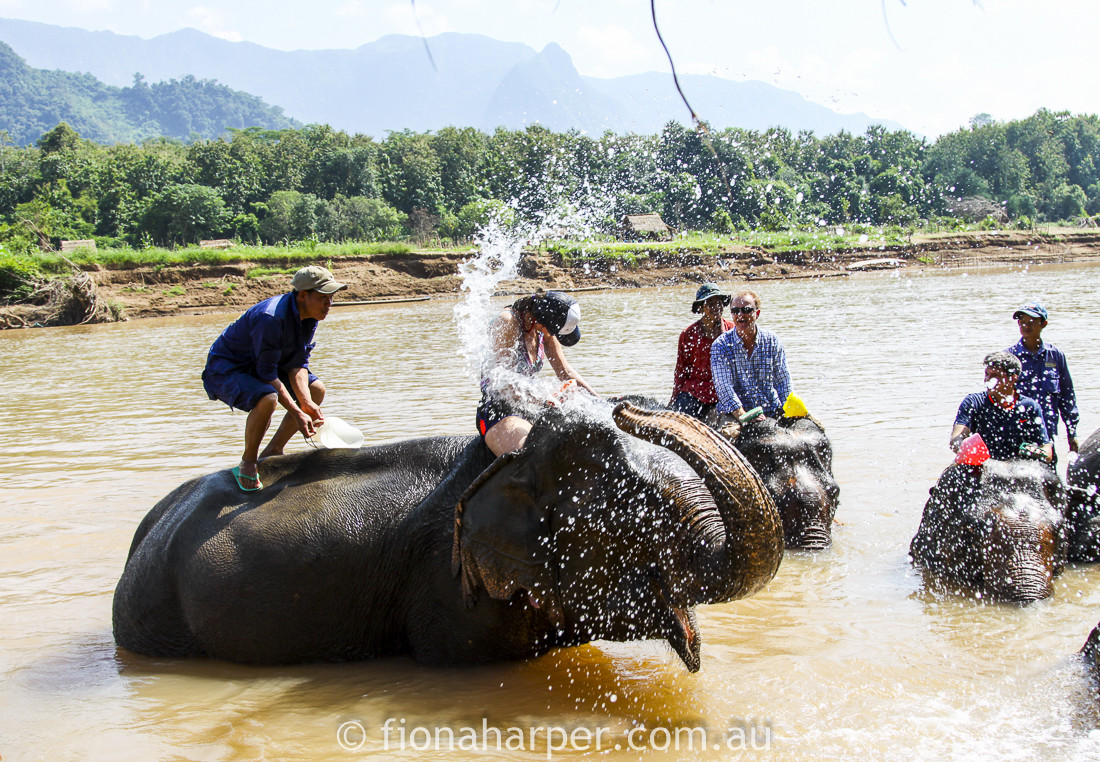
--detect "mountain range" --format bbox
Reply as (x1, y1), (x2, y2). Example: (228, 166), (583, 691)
(0, 40), (297, 146)
(0, 17), (907, 143)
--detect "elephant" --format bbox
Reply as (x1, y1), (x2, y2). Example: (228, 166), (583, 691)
(909, 459), (1068, 602)
(727, 415), (840, 550)
(112, 401), (784, 672)
(1081, 619), (1100, 689)
(1067, 428), (1100, 562)
(609, 397), (839, 550)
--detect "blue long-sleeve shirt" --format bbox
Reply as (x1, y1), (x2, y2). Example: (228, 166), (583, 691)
(1006, 338), (1079, 437)
(205, 292), (316, 382)
(710, 327), (792, 416)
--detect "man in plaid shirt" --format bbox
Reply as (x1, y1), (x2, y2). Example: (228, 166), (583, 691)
(710, 290), (792, 421)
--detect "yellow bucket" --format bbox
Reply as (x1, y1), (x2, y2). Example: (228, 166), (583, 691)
(783, 392), (809, 418)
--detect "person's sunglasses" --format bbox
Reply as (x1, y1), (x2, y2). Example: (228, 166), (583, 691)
(731, 306), (757, 315)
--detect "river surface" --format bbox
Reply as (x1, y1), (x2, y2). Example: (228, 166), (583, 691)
(2, 263), (1100, 761)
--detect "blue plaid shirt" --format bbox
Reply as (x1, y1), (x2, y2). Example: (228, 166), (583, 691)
(710, 327), (792, 416)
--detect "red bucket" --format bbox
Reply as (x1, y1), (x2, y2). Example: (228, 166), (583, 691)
(955, 433), (991, 466)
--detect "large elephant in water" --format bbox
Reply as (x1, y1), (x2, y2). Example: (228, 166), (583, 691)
(1067, 427), (1100, 562)
(113, 402), (784, 672)
(909, 459), (1067, 602)
(727, 415), (840, 550)
(611, 397), (840, 550)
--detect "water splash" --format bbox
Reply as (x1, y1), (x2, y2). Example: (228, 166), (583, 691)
(453, 212), (524, 383)
(452, 200), (608, 410)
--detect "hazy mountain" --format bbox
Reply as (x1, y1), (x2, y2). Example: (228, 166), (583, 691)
(0, 18), (908, 141)
(0, 41), (298, 145)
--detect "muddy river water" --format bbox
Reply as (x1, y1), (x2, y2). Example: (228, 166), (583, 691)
(2, 263), (1100, 761)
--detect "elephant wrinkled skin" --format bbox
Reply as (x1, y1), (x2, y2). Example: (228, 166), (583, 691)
(1067, 428), (1100, 562)
(113, 402), (784, 672)
(910, 459), (1067, 603)
(730, 416), (840, 550)
(1081, 619), (1100, 690)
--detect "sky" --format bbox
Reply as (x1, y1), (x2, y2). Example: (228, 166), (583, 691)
(0, 0), (1097, 137)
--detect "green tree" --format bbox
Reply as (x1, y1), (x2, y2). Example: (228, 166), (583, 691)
(1045, 182), (1087, 221)
(432, 126), (487, 211)
(256, 189), (322, 243)
(315, 195), (405, 241)
(455, 198), (515, 238)
(142, 183), (229, 245)
(379, 130), (443, 215)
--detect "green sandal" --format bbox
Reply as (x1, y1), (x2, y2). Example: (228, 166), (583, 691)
(231, 466), (263, 492)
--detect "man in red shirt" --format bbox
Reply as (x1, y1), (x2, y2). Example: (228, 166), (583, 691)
(670, 283), (734, 425)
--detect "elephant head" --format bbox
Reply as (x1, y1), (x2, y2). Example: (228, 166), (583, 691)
(1067, 428), (1100, 562)
(976, 459), (1067, 601)
(452, 401), (784, 672)
(731, 415), (840, 549)
(911, 459), (1067, 603)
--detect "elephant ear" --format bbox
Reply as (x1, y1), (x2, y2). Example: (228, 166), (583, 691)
(451, 451), (563, 626)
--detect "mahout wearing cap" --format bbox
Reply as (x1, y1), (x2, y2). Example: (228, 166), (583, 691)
(1012, 301), (1048, 322)
(292, 266), (348, 295)
(692, 283), (731, 313)
(529, 290), (582, 346)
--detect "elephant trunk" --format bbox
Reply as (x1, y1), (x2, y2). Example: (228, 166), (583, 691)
(613, 402), (784, 603)
(773, 473), (835, 550)
(980, 510), (1059, 603)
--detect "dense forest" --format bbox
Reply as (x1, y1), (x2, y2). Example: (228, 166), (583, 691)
(2, 109), (1100, 259)
(0, 41), (298, 146)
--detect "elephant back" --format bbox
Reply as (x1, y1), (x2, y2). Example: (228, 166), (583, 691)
(1066, 427), (1100, 561)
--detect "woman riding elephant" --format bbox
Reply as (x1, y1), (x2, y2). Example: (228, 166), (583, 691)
(477, 290), (598, 456)
(669, 283), (734, 426)
(113, 401), (784, 672)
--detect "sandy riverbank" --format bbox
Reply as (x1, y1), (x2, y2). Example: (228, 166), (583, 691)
(4, 229), (1100, 327)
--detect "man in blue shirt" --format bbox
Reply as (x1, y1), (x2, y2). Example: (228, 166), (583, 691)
(1006, 300), (1080, 458)
(949, 351), (1052, 462)
(710, 289), (792, 425)
(202, 265), (347, 491)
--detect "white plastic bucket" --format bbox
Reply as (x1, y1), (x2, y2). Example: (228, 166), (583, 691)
(308, 416), (365, 449)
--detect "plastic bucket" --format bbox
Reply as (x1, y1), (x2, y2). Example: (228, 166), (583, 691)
(547, 379), (577, 407)
(955, 433), (990, 466)
(309, 416), (365, 449)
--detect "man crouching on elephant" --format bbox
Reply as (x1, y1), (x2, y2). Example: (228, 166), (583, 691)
(949, 351), (1053, 464)
(201, 265), (348, 491)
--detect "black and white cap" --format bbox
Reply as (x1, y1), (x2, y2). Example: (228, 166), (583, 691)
(531, 291), (582, 346)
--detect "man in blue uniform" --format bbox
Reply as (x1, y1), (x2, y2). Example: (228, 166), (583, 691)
(202, 265), (347, 491)
(1005, 300), (1079, 459)
(949, 351), (1052, 463)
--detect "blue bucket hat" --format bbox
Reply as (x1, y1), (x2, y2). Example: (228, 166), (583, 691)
(1012, 301), (1048, 321)
(691, 283), (731, 313)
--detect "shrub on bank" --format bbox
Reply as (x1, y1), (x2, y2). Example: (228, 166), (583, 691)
(0, 247), (41, 302)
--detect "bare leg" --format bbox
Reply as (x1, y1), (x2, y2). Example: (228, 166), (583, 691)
(484, 416), (533, 457)
(260, 379), (326, 459)
(239, 393), (278, 485)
